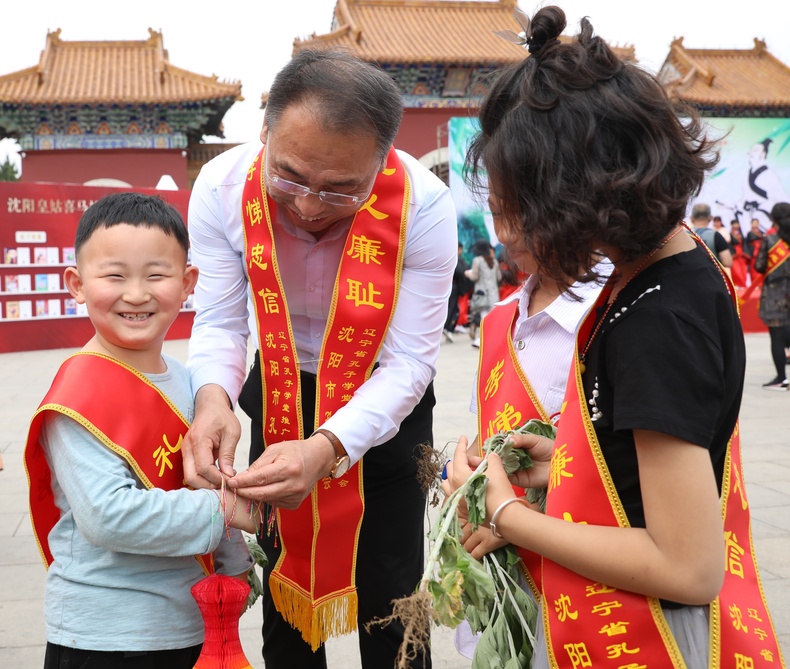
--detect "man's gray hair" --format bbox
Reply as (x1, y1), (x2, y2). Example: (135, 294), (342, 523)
(691, 203), (712, 221)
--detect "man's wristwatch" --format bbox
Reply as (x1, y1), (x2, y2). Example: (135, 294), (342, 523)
(312, 428), (351, 478)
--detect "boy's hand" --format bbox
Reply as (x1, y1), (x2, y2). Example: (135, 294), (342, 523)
(183, 384), (241, 488)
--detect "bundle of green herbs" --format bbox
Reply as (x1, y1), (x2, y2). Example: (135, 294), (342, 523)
(368, 419), (555, 669)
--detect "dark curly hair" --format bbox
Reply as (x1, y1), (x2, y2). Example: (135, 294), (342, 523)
(466, 6), (719, 286)
(770, 202), (790, 244)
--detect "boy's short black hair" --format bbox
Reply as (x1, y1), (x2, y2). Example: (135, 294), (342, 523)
(75, 192), (189, 256)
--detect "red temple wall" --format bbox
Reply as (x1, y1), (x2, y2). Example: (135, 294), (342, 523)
(20, 149), (188, 189)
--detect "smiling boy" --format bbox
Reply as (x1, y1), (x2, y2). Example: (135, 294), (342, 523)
(24, 192), (255, 669)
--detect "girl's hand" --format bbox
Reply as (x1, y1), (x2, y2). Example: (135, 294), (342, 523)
(480, 452), (518, 522)
(460, 521), (508, 560)
(505, 432), (553, 489)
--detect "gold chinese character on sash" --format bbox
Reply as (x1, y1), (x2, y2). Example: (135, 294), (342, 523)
(605, 642), (640, 659)
(549, 443), (574, 491)
(554, 594), (578, 621)
(729, 604), (749, 632)
(247, 156), (259, 180)
(598, 621), (629, 636)
(347, 234), (384, 265)
(358, 195), (387, 220)
(747, 608), (763, 622)
(272, 389), (281, 405)
(153, 434), (183, 477)
(760, 649), (774, 662)
(484, 359), (505, 401)
(328, 352), (343, 368)
(338, 326), (355, 342)
(590, 600), (622, 616)
(246, 198), (264, 226)
(269, 360), (280, 376)
(563, 642), (592, 668)
(249, 243), (269, 270)
(754, 628), (768, 641)
(265, 332), (275, 348)
(735, 653), (756, 669)
(586, 583), (616, 597)
(363, 328), (377, 337)
(492, 402), (522, 432)
(325, 381), (336, 399)
(258, 288), (280, 314)
(346, 279), (385, 309)
(725, 531), (746, 578)
(732, 462), (749, 511)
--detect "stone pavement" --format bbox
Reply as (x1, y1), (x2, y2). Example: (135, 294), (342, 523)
(1, 333), (788, 667)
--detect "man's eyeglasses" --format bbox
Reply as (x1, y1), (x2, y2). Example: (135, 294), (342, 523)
(264, 145), (375, 208)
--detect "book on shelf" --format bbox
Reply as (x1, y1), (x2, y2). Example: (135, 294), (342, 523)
(35, 274), (49, 291)
(33, 247), (48, 265)
(4, 274), (20, 292)
(64, 298), (77, 315)
(62, 247), (76, 264)
(47, 273), (60, 291)
(19, 300), (33, 319)
(47, 247), (60, 264)
(4, 248), (18, 264)
(16, 247), (31, 265)
(48, 298), (62, 316)
(35, 299), (48, 316)
(5, 301), (20, 319)
(18, 275), (32, 292)
(76, 302), (89, 316)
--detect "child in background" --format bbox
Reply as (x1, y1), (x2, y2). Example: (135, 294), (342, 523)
(446, 6), (784, 668)
(25, 192), (257, 669)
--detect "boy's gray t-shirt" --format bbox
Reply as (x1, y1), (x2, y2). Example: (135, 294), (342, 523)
(40, 353), (251, 651)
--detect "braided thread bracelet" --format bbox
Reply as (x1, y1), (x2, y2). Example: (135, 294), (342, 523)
(489, 497), (531, 539)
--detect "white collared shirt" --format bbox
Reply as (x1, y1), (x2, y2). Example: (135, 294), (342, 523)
(471, 271), (607, 419)
(187, 142), (458, 463)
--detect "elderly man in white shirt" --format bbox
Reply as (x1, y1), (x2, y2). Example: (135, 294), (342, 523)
(183, 50), (457, 669)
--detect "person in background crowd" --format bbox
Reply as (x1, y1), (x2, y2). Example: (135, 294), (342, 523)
(712, 215), (731, 243)
(746, 217), (765, 283)
(690, 203), (732, 269)
(444, 241), (473, 343)
(728, 220), (749, 288)
(753, 202), (790, 391)
(465, 239), (502, 348)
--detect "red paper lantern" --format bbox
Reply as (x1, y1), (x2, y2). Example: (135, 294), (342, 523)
(191, 573), (255, 669)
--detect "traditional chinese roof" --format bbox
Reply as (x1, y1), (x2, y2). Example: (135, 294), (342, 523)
(0, 28), (242, 106)
(292, 0), (635, 65)
(657, 37), (790, 114)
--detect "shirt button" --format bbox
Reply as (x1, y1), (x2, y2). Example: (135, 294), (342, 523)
(516, 340), (525, 350)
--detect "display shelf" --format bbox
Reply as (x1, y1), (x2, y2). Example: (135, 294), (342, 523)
(0, 263), (72, 268)
(0, 310), (195, 353)
(1, 180), (191, 353)
(0, 290), (70, 297)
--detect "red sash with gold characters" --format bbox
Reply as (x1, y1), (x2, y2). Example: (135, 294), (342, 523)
(241, 145), (408, 649)
(24, 352), (213, 576)
(477, 298), (547, 597)
(737, 236), (790, 305)
(765, 237), (790, 276)
(541, 264), (786, 668)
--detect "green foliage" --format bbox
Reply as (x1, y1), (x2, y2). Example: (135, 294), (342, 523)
(244, 535), (269, 610)
(420, 419), (556, 669)
(0, 156), (19, 181)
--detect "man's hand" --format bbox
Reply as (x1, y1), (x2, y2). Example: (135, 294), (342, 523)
(182, 384), (241, 488)
(226, 433), (337, 509)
